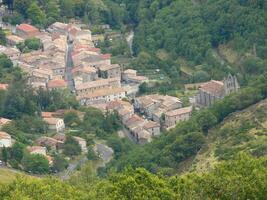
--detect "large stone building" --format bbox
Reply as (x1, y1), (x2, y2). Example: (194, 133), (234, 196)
(196, 74), (239, 107)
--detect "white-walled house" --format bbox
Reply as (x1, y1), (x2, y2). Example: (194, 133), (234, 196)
(43, 117), (65, 133)
(0, 131), (12, 148)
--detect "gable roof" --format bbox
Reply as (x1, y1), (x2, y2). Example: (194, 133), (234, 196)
(200, 80), (224, 97)
(47, 79), (67, 89)
(17, 24), (39, 33)
(0, 131), (11, 140)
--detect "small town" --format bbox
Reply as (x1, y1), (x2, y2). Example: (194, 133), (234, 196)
(0, 19), (241, 172)
(0, 0), (266, 199)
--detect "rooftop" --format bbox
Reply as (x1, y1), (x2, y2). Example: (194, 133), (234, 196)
(17, 24), (39, 33)
(75, 77), (120, 91)
(78, 87), (125, 99)
(47, 79), (67, 89)
(200, 80), (224, 96)
(0, 84), (9, 90)
(0, 131), (11, 140)
(165, 106), (192, 117)
(99, 64), (120, 71)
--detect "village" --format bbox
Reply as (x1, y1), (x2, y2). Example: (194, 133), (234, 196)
(0, 21), (240, 170)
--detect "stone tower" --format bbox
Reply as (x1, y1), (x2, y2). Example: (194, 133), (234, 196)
(223, 74), (240, 95)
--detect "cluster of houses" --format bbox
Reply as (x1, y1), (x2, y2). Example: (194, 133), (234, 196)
(0, 110), (87, 166)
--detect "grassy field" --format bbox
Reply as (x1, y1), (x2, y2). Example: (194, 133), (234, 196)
(0, 168), (28, 184)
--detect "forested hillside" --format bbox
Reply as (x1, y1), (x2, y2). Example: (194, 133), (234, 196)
(106, 72), (267, 174)
(117, 0), (267, 81)
(0, 154), (266, 199)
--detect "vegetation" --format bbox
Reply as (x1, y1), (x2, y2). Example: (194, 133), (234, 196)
(3, 0), (127, 28)
(0, 154), (266, 199)
(17, 38), (42, 53)
(63, 136), (82, 157)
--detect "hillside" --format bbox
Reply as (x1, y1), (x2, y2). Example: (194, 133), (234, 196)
(192, 99), (267, 172)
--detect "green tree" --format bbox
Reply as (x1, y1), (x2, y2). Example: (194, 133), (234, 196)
(1, 147), (8, 164)
(63, 136), (81, 157)
(21, 153), (49, 174)
(87, 146), (98, 161)
(52, 154), (68, 172)
(64, 111), (81, 127)
(0, 28), (6, 45)
(27, 2), (46, 26)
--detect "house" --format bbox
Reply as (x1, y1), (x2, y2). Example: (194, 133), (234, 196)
(75, 78), (121, 96)
(0, 45), (20, 63)
(99, 64), (121, 79)
(0, 131), (12, 147)
(122, 69), (148, 84)
(27, 146), (47, 156)
(196, 74), (239, 107)
(16, 24), (40, 38)
(47, 22), (71, 35)
(72, 66), (98, 85)
(6, 35), (24, 46)
(143, 121), (160, 136)
(134, 95), (182, 119)
(41, 112), (56, 118)
(106, 100), (134, 123)
(0, 118), (12, 129)
(35, 136), (63, 151)
(73, 136), (87, 153)
(43, 117), (65, 133)
(47, 79), (67, 90)
(52, 133), (66, 143)
(78, 87), (126, 105)
(165, 106), (193, 129)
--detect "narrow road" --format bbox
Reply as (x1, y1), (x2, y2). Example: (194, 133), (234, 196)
(95, 143), (114, 167)
(65, 42), (75, 92)
(61, 156), (87, 180)
(126, 30), (134, 56)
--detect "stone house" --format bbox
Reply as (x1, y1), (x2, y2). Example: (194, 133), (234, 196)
(78, 87), (126, 105)
(75, 78), (121, 96)
(164, 106), (192, 129)
(99, 64), (121, 79)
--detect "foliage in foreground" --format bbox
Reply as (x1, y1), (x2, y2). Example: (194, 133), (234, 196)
(0, 154), (266, 200)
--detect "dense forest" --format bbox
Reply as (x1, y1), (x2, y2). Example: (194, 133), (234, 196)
(0, 154), (266, 199)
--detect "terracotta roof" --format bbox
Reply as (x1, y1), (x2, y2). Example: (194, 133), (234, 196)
(72, 66), (96, 74)
(17, 24), (39, 33)
(0, 118), (12, 126)
(165, 106), (192, 117)
(47, 79), (67, 89)
(27, 146), (46, 153)
(0, 131), (11, 140)
(41, 112), (56, 118)
(53, 133), (66, 142)
(75, 77), (120, 91)
(35, 136), (59, 147)
(143, 121), (160, 129)
(100, 54), (111, 59)
(99, 64), (120, 71)
(0, 84), (9, 90)
(200, 80), (224, 96)
(79, 87), (125, 99)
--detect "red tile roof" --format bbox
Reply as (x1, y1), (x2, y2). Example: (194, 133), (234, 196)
(47, 79), (67, 89)
(0, 84), (8, 90)
(17, 24), (39, 33)
(100, 54), (111, 59)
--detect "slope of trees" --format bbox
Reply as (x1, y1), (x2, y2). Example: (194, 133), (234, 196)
(0, 154), (266, 199)
(3, 0), (126, 28)
(106, 72), (267, 174)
